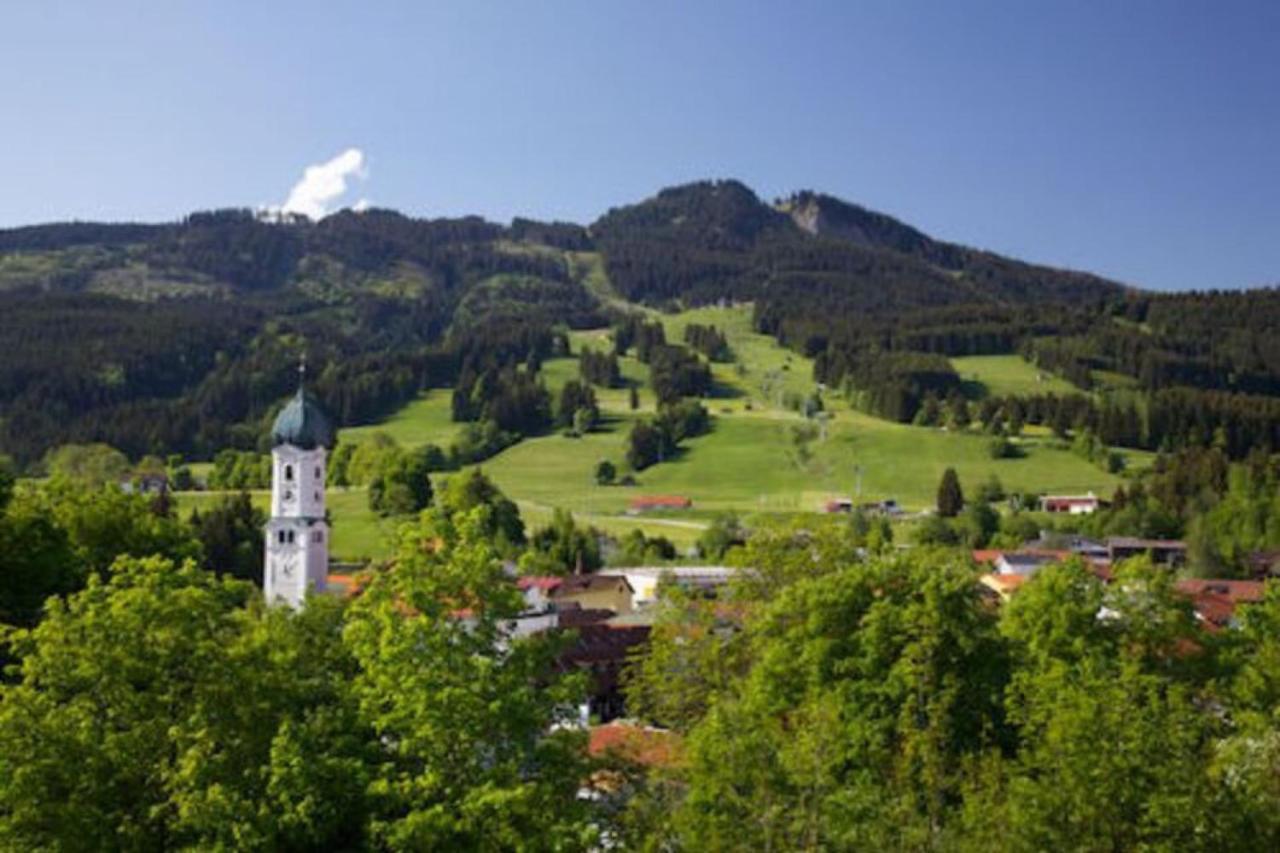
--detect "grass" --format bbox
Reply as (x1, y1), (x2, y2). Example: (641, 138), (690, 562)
(475, 401), (1132, 516)
(234, 304), (1142, 563)
(473, 305), (1132, 520)
(172, 487), (399, 563)
(1092, 369), (1141, 391)
(951, 354), (1081, 398)
(338, 391), (461, 449)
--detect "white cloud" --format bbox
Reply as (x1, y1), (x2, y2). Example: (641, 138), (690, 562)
(277, 148), (369, 220)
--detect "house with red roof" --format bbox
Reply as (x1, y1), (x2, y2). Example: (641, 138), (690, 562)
(517, 575), (563, 612)
(1040, 492), (1108, 515)
(626, 495), (692, 514)
(589, 721), (682, 769)
(551, 574), (634, 615)
(1176, 579), (1266, 631)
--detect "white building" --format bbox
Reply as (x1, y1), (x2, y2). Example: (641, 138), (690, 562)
(263, 372), (335, 609)
(597, 566), (739, 607)
(1039, 492), (1106, 515)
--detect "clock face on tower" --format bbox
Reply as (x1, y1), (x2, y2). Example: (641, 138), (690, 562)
(279, 553), (297, 579)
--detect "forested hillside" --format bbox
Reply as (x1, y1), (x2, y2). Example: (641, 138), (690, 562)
(1, 180), (1278, 468)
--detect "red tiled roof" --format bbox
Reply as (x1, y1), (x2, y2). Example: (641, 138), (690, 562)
(589, 722), (682, 768)
(325, 573), (365, 598)
(981, 573), (1030, 594)
(553, 574), (634, 596)
(627, 495), (692, 509)
(1176, 579), (1266, 631)
(517, 576), (564, 592)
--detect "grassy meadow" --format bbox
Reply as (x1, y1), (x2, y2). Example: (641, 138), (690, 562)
(189, 304), (1141, 563)
(950, 354), (1080, 398)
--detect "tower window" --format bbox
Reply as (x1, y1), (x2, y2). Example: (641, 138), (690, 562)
(315, 466), (322, 479)
(277, 530), (286, 545)
(313, 531), (323, 543)
(285, 464), (294, 481)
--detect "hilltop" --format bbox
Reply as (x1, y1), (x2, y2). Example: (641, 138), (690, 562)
(1, 179), (1278, 475)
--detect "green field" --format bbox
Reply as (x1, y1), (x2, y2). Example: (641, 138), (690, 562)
(477, 397), (1132, 515)
(174, 487), (399, 563)
(951, 354), (1080, 398)
(475, 306), (1134, 524)
(338, 392), (461, 449)
(275, 304), (1140, 563)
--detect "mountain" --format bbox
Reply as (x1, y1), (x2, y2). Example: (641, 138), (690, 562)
(591, 180), (1125, 311)
(1, 178), (1278, 467)
(0, 180), (1124, 311)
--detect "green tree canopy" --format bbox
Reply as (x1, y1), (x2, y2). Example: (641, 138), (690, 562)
(44, 442), (131, 488)
(342, 507), (596, 849)
(937, 466), (964, 517)
(0, 557), (368, 850)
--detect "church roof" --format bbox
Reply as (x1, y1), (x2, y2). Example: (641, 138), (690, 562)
(271, 386), (335, 449)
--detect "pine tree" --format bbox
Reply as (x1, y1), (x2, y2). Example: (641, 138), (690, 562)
(937, 467), (964, 518)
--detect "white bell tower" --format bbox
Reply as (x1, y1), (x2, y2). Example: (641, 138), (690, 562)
(264, 358), (334, 609)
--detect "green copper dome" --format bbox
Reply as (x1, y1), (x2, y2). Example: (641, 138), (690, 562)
(271, 387), (335, 450)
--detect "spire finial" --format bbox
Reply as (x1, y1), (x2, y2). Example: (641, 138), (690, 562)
(298, 353), (307, 389)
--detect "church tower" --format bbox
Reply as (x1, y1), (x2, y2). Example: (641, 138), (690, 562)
(264, 361), (335, 609)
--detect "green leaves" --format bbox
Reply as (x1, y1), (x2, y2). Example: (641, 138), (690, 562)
(0, 507), (597, 851)
(343, 506), (594, 849)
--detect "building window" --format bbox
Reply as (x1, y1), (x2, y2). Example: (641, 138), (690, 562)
(285, 464), (294, 481)
(277, 530), (286, 545)
(287, 530), (295, 544)
(314, 466), (322, 479)
(313, 531), (323, 543)
(313, 492), (320, 502)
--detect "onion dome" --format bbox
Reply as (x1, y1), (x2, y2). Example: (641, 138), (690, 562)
(270, 386), (335, 449)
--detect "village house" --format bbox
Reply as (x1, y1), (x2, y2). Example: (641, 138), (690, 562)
(626, 495), (692, 515)
(517, 575), (563, 613)
(598, 565), (738, 607)
(973, 548), (1072, 577)
(975, 559), (1265, 633)
(1176, 579), (1266, 631)
(551, 574), (635, 615)
(1039, 492), (1107, 515)
(120, 472), (169, 496)
(994, 552), (1063, 576)
(1021, 533), (1110, 561)
(823, 497), (900, 516)
(1106, 536), (1187, 567)
(978, 573), (1031, 601)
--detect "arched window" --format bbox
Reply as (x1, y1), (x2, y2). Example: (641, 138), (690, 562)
(287, 530), (295, 544)
(285, 464), (294, 481)
(277, 530), (286, 545)
(314, 466), (322, 479)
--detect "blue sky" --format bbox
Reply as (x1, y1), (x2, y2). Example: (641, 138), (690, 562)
(0, 1), (1276, 290)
